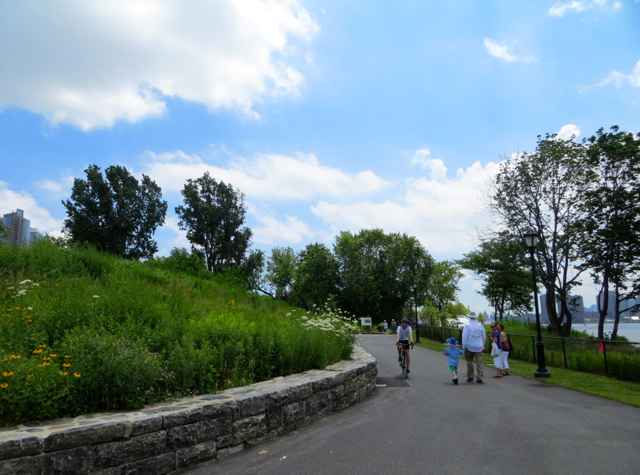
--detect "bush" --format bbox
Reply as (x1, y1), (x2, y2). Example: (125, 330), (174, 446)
(0, 242), (356, 426)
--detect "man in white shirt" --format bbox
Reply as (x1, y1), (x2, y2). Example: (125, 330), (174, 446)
(461, 312), (486, 383)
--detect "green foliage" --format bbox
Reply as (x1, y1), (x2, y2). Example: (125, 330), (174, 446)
(264, 247), (298, 299)
(458, 233), (533, 319)
(175, 172), (252, 273)
(333, 229), (434, 324)
(62, 164), (167, 259)
(290, 243), (340, 310)
(0, 221), (8, 242)
(0, 240), (355, 426)
(424, 260), (463, 312)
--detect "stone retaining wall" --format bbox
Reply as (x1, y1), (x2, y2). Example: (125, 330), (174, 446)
(0, 346), (376, 475)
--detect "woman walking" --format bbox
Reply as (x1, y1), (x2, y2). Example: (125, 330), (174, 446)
(497, 323), (510, 375)
(490, 323), (503, 378)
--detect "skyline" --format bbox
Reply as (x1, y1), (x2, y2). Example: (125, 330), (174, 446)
(1, 0), (639, 310)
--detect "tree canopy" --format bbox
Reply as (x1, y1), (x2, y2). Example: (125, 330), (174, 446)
(62, 164), (167, 259)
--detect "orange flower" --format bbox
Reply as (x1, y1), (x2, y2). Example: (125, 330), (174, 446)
(32, 349), (43, 354)
(10, 355), (21, 360)
(39, 344), (47, 348)
(27, 319), (33, 323)
(63, 363), (71, 368)
(0, 358), (7, 362)
(2, 371), (13, 376)
(73, 373), (81, 378)
(15, 307), (20, 310)
(0, 383), (8, 388)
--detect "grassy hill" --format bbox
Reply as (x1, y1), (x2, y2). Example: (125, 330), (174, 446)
(0, 241), (356, 426)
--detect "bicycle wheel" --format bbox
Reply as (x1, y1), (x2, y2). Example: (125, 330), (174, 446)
(401, 354), (406, 377)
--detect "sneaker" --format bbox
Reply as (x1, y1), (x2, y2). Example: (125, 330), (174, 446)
(398, 356), (402, 362)
(406, 368), (410, 373)
(466, 377), (474, 382)
(476, 380), (484, 384)
(453, 378), (458, 385)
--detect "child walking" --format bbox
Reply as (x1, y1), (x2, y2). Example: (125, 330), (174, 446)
(444, 337), (464, 385)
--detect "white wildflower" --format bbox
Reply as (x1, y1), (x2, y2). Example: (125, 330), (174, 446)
(301, 316), (308, 320)
(93, 295), (100, 298)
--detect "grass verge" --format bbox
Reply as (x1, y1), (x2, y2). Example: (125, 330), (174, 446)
(415, 340), (640, 409)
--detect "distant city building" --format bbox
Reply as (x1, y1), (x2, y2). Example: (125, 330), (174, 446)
(539, 294), (549, 323)
(538, 293), (584, 323)
(1, 209), (42, 246)
(598, 291), (618, 320)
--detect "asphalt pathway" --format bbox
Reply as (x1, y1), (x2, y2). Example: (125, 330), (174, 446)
(182, 334), (640, 475)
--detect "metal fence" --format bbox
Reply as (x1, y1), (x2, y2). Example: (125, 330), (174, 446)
(419, 324), (640, 383)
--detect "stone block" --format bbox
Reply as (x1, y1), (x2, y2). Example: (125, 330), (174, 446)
(130, 416), (163, 437)
(92, 431), (165, 469)
(311, 407), (331, 423)
(175, 440), (217, 468)
(202, 398), (237, 419)
(344, 378), (358, 395)
(282, 402), (302, 425)
(289, 383), (313, 402)
(216, 434), (232, 449)
(161, 407), (203, 429)
(231, 415), (266, 446)
(216, 444), (243, 459)
(33, 446), (93, 475)
(0, 436), (43, 460)
(194, 416), (232, 444)
(264, 389), (290, 411)
(0, 456), (31, 475)
(236, 393), (266, 418)
(44, 422), (125, 452)
(330, 384), (345, 400)
(120, 453), (175, 475)
(265, 406), (283, 432)
(165, 424), (198, 451)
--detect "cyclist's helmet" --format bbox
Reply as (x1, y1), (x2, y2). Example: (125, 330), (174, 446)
(401, 318), (409, 324)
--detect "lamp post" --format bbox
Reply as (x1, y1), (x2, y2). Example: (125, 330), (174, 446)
(397, 291), (402, 325)
(412, 281), (421, 343)
(523, 229), (551, 378)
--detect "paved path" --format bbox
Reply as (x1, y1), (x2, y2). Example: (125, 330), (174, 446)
(182, 334), (640, 475)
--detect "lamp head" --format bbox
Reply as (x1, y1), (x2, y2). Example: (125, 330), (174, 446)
(412, 280), (418, 290)
(523, 229), (539, 250)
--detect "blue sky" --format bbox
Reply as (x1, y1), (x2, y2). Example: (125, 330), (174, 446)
(1, 0), (639, 312)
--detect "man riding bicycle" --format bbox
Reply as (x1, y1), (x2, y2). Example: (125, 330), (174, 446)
(396, 318), (414, 373)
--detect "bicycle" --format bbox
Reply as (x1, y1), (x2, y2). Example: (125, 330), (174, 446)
(397, 341), (414, 379)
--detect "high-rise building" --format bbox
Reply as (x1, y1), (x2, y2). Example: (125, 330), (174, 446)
(539, 294), (549, 323)
(1, 209), (42, 246)
(598, 291), (618, 319)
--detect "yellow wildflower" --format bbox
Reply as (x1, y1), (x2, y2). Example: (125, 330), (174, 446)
(33, 349), (43, 354)
(63, 363), (71, 368)
(59, 371), (68, 376)
(0, 358), (7, 362)
(0, 383), (8, 388)
(27, 319), (33, 323)
(26, 374), (34, 381)
(39, 344), (47, 348)
(73, 373), (81, 378)
(10, 355), (21, 360)
(38, 362), (49, 367)
(2, 371), (13, 376)
(43, 357), (50, 361)
(64, 355), (71, 358)
(49, 354), (57, 357)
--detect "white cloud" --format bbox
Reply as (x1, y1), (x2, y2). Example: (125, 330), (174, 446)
(484, 39), (515, 62)
(411, 149), (447, 181)
(548, 0), (622, 17)
(483, 38), (534, 63)
(0, 181), (64, 235)
(162, 216), (190, 248)
(310, 160), (501, 255)
(590, 59), (640, 90)
(0, 0), (318, 130)
(252, 214), (313, 245)
(37, 175), (75, 199)
(556, 124), (582, 140)
(142, 150), (389, 200)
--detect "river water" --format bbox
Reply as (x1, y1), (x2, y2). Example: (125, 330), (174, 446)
(581, 322), (640, 343)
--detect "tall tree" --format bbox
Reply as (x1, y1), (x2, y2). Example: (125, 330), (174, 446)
(262, 247), (298, 299)
(290, 243), (341, 310)
(333, 229), (434, 323)
(175, 172), (252, 273)
(575, 127), (640, 340)
(458, 234), (533, 320)
(62, 165), (167, 259)
(424, 260), (463, 315)
(487, 135), (586, 336)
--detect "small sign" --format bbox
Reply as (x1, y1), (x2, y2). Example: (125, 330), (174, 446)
(361, 317), (372, 326)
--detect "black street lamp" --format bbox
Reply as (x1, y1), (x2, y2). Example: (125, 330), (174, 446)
(523, 229), (551, 378)
(412, 281), (421, 343)
(397, 291), (402, 324)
